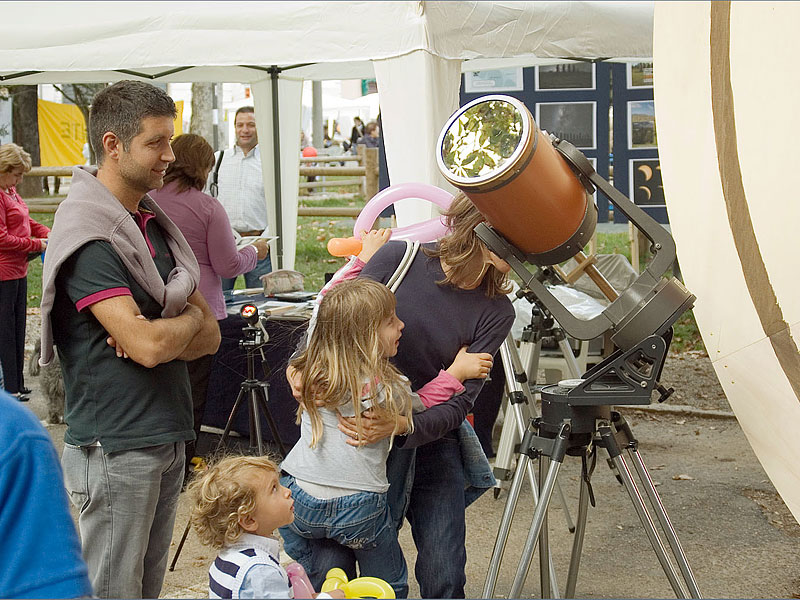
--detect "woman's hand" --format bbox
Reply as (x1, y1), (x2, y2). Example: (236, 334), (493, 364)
(338, 409), (407, 447)
(446, 346), (493, 382)
(357, 228), (391, 263)
(251, 237), (269, 260)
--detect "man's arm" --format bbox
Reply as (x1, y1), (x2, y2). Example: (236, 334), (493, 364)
(90, 295), (205, 368)
(175, 290), (221, 361)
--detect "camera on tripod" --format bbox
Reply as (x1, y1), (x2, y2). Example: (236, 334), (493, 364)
(239, 303), (270, 349)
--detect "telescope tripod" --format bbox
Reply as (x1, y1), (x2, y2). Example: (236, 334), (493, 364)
(484, 334), (701, 599)
(169, 319), (287, 571)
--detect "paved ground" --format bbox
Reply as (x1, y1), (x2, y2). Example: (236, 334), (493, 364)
(23, 369), (800, 599)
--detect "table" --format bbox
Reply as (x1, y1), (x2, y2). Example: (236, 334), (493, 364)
(203, 294), (312, 450)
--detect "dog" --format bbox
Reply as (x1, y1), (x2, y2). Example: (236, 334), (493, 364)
(28, 338), (65, 424)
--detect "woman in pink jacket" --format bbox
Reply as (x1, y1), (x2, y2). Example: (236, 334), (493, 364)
(0, 144), (49, 402)
(151, 133), (268, 479)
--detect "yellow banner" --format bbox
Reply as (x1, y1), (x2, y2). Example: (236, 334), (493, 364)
(37, 99), (183, 167)
(37, 99), (85, 166)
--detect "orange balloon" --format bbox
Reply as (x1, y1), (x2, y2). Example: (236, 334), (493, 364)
(302, 146), (318, 158)
(327, 237), (362, 257)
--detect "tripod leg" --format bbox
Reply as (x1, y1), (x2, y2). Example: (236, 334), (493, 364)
(501, 337), (575, 534)
(538, 454), (552, 598)
(626, 447), (702, 598)
(168, 520), (191, 572)
(217, 386), (247, 453)
(598, 422), (691, 599)
(255, 384), (289, 457)
(509, 421), (571, 599)
(483, 439), (531, 598)
(565, 450), (594, 597)
(248, 387), (266, 455)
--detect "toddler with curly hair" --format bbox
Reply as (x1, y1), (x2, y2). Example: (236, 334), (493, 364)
(188, 455), (340, 599)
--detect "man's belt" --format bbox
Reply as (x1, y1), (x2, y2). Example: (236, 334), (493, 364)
(238, 230), (264, 237)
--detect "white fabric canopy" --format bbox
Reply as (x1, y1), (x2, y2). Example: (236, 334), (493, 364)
(0, 1), (654, 267)
(654, 1), (800, 522)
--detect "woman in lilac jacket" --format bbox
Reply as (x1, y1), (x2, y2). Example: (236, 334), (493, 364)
(151, 134), (268, 476)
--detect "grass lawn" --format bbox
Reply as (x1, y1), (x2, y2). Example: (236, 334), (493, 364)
(27, 202), (704, 352)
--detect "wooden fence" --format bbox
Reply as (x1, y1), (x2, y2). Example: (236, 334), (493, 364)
(23, 147), (379, 218)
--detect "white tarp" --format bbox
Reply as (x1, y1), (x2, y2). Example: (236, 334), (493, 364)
(653, 1), (800, 522)
(0, 1), (654, 267)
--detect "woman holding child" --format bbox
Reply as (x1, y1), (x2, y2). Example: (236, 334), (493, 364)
(288, 193), (515, 598)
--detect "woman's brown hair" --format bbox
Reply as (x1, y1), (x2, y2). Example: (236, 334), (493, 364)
(425, 192), (512, 298)
(162, 133), (215, 192)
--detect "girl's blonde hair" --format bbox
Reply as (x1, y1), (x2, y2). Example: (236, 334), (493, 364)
(291, 278), (413, 447)
(187, 455), (279, 549)
(425, 192), (512, 298)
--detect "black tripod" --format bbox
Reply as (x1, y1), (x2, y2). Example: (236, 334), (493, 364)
(169, 305), (288, 571)
(484, 331), (701, 599)
(218, 312), (288, 457)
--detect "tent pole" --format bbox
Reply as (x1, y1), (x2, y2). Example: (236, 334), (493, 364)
(269, 65), (284, 270)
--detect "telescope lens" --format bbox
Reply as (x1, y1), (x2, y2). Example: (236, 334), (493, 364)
(439, 98), (525, 185)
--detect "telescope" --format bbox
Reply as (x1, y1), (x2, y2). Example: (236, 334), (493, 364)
(437, 95), (701, 599)
(437, 94), (694, 355)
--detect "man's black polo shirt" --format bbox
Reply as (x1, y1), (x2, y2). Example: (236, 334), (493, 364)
(52, 210), (193, 454)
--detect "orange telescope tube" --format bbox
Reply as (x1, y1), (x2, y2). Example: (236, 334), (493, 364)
(437, 95), (595, 266)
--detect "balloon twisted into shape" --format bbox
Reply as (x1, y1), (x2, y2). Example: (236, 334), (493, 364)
(327, 183), (454, 256)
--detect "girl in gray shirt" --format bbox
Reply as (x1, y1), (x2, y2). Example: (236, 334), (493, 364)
(279, 278), (491, 597)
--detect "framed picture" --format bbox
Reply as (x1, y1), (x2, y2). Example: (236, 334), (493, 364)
(464, 68), (524, 93)
(535, 63), (595, 90)
(629, 159), (664, 207)
(536, 101), (596, 149)
(628, 100), (657, 149)
(628, 62), (654, 89)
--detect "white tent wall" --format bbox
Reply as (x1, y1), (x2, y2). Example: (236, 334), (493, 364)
(373, 50), (462, 226)
(250, 77), (303, 271)
(653, 1), (800, 522)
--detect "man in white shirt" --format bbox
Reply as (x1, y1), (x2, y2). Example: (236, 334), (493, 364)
(213, 106), (271, 291)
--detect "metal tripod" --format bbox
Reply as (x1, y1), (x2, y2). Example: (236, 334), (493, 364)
(169, 315), (287, 571)
(484, 333), (701, 599)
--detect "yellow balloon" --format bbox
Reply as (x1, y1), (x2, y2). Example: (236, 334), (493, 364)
(321, 568), (396, 599)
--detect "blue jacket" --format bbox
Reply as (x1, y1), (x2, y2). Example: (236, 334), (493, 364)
(0, 390), (92, 598)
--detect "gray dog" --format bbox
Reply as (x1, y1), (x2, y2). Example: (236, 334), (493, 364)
(28, 338), (65, 424)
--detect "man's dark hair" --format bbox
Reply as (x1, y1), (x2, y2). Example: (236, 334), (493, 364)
(89, 80), (177, 165)
(234, 106), (255, 120)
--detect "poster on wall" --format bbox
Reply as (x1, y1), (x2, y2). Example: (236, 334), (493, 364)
(629, 159), (664, 207)
(627, 62), (654, 88)
(464, 68), (524, 93)
(535, 63), (595, 90)
(536, 101), (596, 149)
(628, 100), (657, 149)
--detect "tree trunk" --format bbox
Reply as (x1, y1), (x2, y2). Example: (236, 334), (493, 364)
(190, 82), (214, 146)
(11, 85), (42, 198)
(60, 83), (106, 164)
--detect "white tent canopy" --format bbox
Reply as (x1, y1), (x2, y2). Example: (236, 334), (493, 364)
(0, 1), (654, 268)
